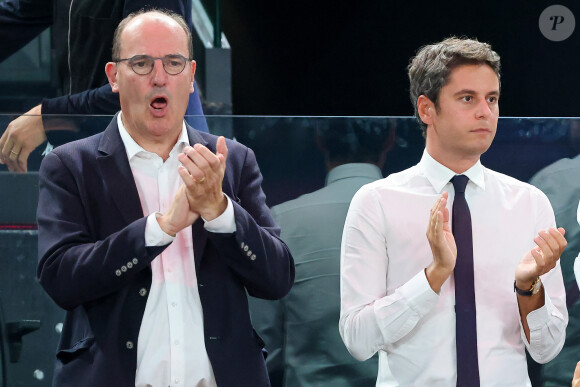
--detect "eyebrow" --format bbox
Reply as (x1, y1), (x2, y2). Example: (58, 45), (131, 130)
(452, 89), (500, 97)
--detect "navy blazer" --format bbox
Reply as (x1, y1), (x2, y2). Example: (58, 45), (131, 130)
(37, 115), (294, 386)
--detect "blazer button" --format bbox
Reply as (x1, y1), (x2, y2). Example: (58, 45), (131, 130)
(246, 250), (252, 257)
(240, 242), (245, 249)
(243, 245), (249, 252)
(139, 288), (148, 297)
(127, 262), (133, 269)
(132, 258), (138, 265)
(126, 341), (134, 349)
(115, 269), (122, 277)
(121, 265), (127, 272)
(251, 254), (256, 261)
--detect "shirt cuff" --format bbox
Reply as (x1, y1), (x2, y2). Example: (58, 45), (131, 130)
(398, 270), (440, 316)
(145, 212), (176, 247)
(525, 289), (557, 332)
(203, 195), (236, 233)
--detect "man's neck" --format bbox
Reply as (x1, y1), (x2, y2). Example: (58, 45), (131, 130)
(120, 113), (181, 161)
(426, 148), (480, 174)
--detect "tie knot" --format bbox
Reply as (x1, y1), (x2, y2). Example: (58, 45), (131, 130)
(451, 175), (469, 194)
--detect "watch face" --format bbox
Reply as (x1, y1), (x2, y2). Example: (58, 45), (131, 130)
(531, 278), (542, 295)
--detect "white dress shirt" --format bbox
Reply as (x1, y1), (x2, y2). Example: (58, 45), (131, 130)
(117, 114), (235, 387)
(340, 150), (568, 386)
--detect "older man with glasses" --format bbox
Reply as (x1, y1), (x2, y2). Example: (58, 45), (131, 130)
(36, 9), (294, 387)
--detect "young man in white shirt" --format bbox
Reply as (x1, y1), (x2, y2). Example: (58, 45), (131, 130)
(339, 37), (568, 386)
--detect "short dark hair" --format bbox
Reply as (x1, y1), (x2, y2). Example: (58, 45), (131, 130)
(408, 37), (501, 136)
(111, 8), (193, 61)
(316, 118), (394, 165)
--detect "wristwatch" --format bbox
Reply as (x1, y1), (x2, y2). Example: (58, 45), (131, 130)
(514, 277), (542, 296)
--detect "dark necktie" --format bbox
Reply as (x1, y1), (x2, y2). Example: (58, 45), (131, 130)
(452, 175), (480, 386)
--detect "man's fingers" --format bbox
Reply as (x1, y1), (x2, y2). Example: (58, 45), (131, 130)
(186, 146), (212, 170)
(428, 195), (447, 242)
(0, 136), (13, 164)
(537, 230), (560, 256)
(178, 152), (204, 180)
(178, 165), (195, 188)
(9, 143), (22, 161)
(538, 228), (567, 259)
(16, 148), (32, 173)
(0, 132), (8, 164)
(216, 136), (228, 163)
(550, 227), (567, 253)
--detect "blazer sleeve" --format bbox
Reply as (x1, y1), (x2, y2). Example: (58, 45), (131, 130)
(37, 150), (166, 310)
(206, 145), (295, 300)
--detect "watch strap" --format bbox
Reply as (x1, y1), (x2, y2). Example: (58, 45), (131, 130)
(514, 278), (541, 296)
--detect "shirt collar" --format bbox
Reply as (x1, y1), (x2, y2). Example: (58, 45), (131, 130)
(419, 149), (485, 193)
(117, 113), (189, 160)
(326, 163), (382, 186)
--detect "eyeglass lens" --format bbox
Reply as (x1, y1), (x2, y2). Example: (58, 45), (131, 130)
(129, 55), (187, 75)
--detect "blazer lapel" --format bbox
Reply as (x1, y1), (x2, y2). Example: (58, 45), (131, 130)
(187, 123), (210, 272)
(96, 115), (143, 225)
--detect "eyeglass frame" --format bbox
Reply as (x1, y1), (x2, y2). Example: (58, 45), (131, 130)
(115, 54), (192, 75)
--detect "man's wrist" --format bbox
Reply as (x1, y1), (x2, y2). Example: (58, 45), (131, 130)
(514, 277), (542, 296)
(200, 195), (228, 221)
(425, 263), (453, 293)
(157, 214), (178, 237)
(515, 278), (535, 291)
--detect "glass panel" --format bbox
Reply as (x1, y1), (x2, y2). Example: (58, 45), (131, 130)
(1, 114), (579, 385)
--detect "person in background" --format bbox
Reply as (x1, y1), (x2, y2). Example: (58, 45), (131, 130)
(250, 117), (395, 386)
(36, 9), (293, 386)
(529, 122), (580, 385)
(340, 37), (568, 385)
(0, 0), (207, 173)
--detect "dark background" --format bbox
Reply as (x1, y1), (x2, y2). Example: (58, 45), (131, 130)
(214, 0), (580, 117)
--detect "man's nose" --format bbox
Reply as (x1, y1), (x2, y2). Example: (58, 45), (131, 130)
(475, 98), (493, 119)
(151, 58), (168, 86)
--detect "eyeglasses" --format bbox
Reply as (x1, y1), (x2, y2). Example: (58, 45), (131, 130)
(116, 54), (190, 75)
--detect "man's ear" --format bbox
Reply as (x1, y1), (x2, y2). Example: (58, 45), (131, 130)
(105, 62), (120, 93)
(417, 95), (435, 126)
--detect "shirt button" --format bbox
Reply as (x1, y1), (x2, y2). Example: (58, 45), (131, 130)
(115, 269), (122, 277)
(175, 379), (180, 384)
(251, 254), (256, 261)
(139, 288), (148, 297)
(132, 258), (138, 265)
(126, 341), (134, 349)
(171, 302), (177, 307)
(174, 340), (179, 346)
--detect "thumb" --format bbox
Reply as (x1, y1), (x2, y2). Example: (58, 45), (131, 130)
(216, 136), (228, 163)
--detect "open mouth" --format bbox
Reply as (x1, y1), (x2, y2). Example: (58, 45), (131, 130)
(150, 97), (168, 110)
